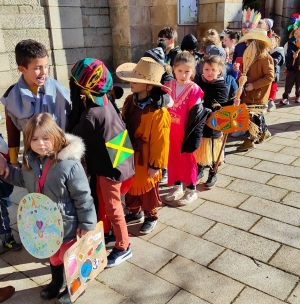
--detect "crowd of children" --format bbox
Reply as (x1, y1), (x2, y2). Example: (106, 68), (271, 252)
(0, 8), (298, 304)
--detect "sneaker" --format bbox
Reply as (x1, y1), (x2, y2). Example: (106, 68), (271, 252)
(177, 189), (198, 206)
(267, 99), (276, 112)
(159, 168), (168, 184)
(205, 171), (217, 189)
(106, 245), (132, 268)
(3, 236), (22, 251)
(165, 184), (184, 202)
(140, 217), (157, 234)
(280, 98), (289, 105)
(257, 130), (271, 144)
(236, 138), (255, 152)
(125, 211), (144, 225)
(296, 97), (300, 103)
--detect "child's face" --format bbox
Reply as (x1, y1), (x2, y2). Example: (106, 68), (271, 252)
(203, 62), (221, 82)
(18, 56), (48, 87)
(158, 36), (174, 50)
(30, 127), (53, 157)
(130, 82), (148, 94)
(295, 27), (300, 38)
(223, 34), (235, 48)
(173, 63), (193, 85)
(241, 28), (249, 36)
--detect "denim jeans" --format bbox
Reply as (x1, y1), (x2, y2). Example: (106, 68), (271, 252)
(0, 198), (12, 240)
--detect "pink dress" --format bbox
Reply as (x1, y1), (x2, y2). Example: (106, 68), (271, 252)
(165, 80), (204, 186)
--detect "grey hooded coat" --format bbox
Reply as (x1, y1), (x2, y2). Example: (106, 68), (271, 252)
(3, 134), (97, 242)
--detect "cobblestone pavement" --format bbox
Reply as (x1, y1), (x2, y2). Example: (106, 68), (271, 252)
(2, 81), (300, 304)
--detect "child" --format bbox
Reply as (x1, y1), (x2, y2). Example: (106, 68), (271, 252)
(116, 57), (171, 233)
(157, 27), (181, 67)
(194, 55), (229, 188)
(164, 51), (207, 205)
(0, 113), (97, 304)
(223, 31), (240, 64)
(70, 58), (134, 264)
(0, 135), (22, 252)
(0, 39), (71, 168)
(268, 33), (285, 111)
(233, 8), (261, 74)
(281, 14), (300, 105)
(235, 28), (274, 151)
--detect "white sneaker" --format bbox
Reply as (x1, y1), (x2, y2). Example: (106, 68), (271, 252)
(280, 99), (289, 105)
(165, 184), (184, 202)
(177, 189), (198, 206)
(267, 100), (276, 112)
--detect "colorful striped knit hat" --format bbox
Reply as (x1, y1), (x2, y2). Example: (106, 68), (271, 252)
(71, 58), (113, 106)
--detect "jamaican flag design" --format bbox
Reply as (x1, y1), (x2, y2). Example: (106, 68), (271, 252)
(105, 130), (134, 168)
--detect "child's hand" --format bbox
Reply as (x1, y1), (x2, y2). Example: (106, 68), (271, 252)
(148, 168), (159, 178)
(76, 228), (88, 238)
(233, 99), (240, 106)
(0, 155), (9, 178)
(233, 62), (240, 71)
(293, 52), (299, 59)
(245, 83), (254, 91)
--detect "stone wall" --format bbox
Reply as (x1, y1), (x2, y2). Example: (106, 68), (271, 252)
(0, 0), (113, 94)
(265, 0), (300, 44)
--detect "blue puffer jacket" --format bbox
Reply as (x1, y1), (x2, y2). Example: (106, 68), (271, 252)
(285, 37), (299, 71)
(2, 134), (97, 242)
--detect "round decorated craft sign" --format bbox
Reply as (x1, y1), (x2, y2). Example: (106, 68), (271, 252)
(17, 193), (63, 259)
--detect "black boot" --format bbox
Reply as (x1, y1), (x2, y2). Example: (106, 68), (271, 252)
(205, 170), (217, 188)
(197, 164), (204, 184)
(40, 263), (64, 300)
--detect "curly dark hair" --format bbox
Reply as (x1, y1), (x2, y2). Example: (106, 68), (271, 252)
(15, 39), (48, 67)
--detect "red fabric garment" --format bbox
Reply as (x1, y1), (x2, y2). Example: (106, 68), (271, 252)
(269, 82), (278, 100)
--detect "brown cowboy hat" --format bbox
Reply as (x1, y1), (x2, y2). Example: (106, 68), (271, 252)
(238, 28), (272, 48)
(116, 57), (171, 91)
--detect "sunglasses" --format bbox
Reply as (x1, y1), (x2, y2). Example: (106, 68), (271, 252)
(157, 38), (170, 43)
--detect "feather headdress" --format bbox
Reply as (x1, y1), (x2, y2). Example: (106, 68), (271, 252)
(242, 8), (261, 29)
(288, 13), (300, 31)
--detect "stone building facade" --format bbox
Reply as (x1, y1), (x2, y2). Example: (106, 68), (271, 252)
(0, 0), (299, 95)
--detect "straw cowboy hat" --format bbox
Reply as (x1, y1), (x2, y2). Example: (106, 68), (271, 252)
(116, 57), (171, 91)
(238, 28), (272, 48)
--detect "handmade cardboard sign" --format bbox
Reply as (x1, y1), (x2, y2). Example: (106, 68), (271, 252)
(63, 221), (107, 302)
(206, 104), (250, 133)
(17, 193), (63, 259)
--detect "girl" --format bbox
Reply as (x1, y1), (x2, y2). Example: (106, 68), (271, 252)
(223, 31), (240, 64)
(235, 28), (274, 150)
(194, 55), (229, 188)
(268, 33), (285, 112)
(0, 113), (97, 304)
(281, 14), (300, 105)
(165, 51), (207, 206)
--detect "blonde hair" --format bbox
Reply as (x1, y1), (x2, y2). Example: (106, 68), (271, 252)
(23, 113), (69, 169)
(246, 40), (269, 58)
(203, 29), (222, 49)
(173, 51), (196, 79)
(270, 33), (280, 48)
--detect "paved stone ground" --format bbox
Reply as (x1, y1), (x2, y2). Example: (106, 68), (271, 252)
(2, 80), (300, 304)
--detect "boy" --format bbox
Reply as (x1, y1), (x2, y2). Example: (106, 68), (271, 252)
(116, 57), (171, 234)
(1, 39), (71, 167)
(157, 27), (181, 67)
(0, 134), (21, 252)
(70, 58), (135, 267)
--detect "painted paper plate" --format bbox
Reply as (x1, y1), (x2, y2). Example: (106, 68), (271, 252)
(17, 193), (63, 259)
